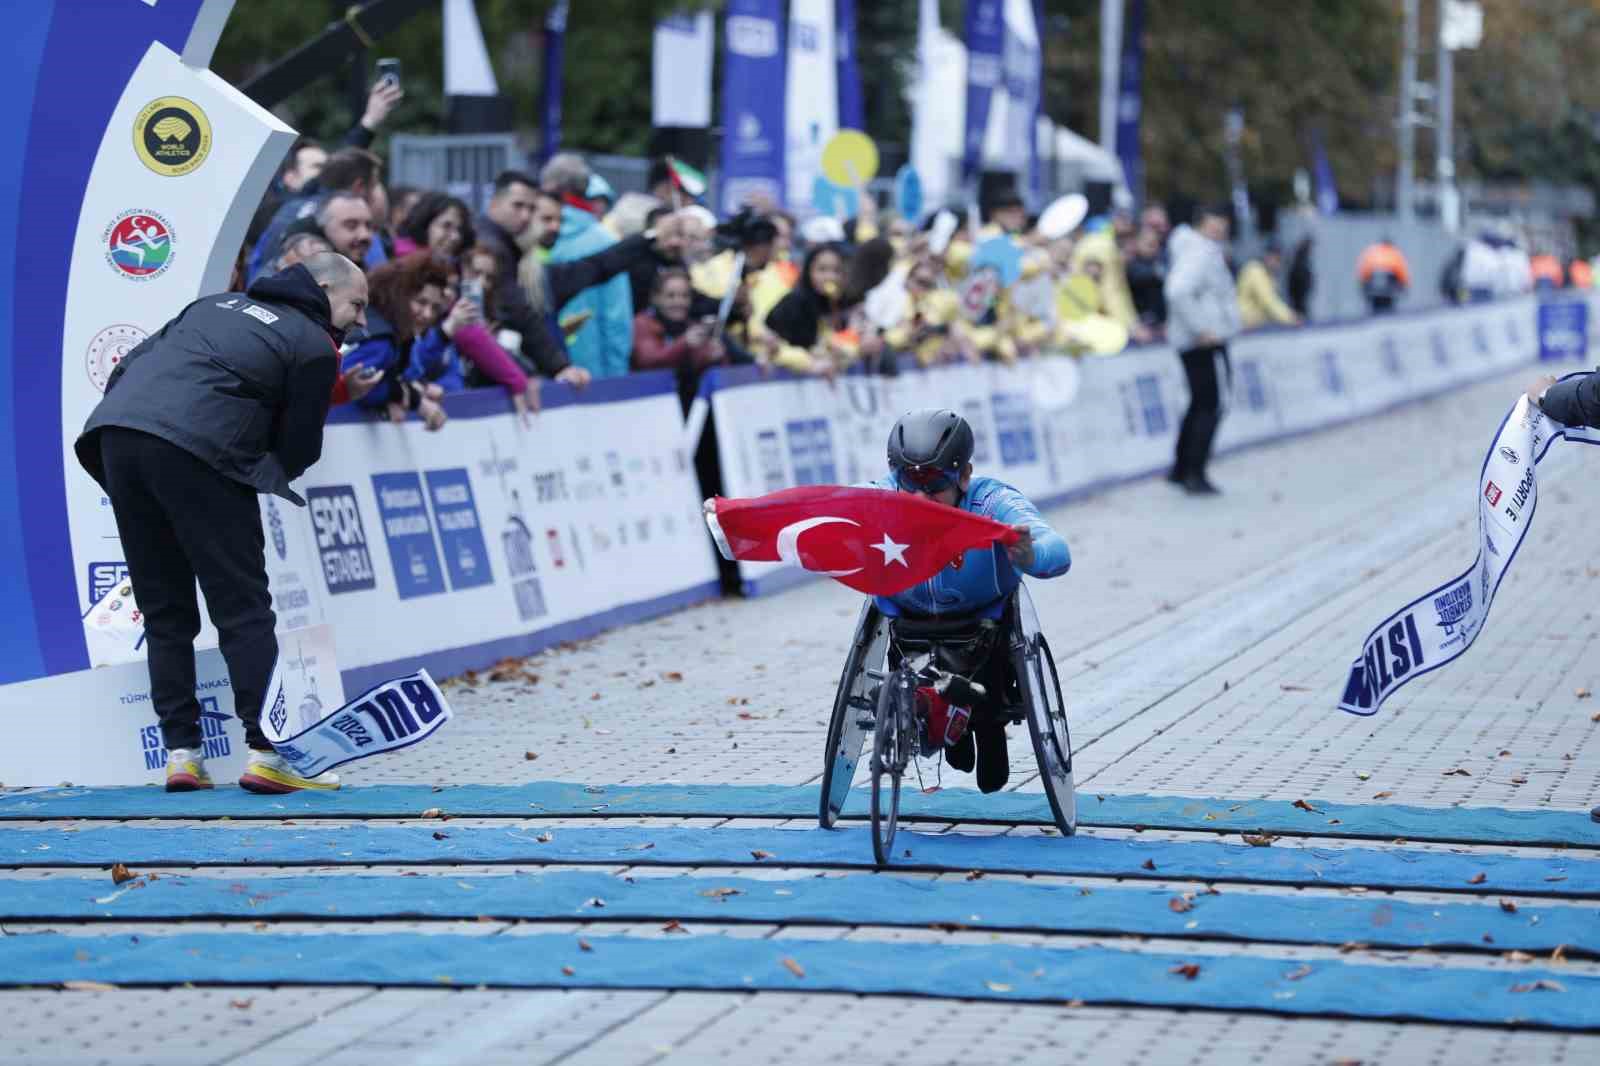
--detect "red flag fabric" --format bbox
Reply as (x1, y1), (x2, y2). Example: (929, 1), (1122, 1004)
(705, 486), (1020, 597)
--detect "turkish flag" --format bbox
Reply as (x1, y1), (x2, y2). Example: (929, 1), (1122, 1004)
(706, 486), (1020, 596)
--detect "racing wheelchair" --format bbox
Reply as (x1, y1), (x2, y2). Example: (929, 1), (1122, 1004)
(818, 585), (1076, 864)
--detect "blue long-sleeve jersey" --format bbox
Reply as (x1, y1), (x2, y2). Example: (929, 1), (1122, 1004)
(868, 475), (1070, 618)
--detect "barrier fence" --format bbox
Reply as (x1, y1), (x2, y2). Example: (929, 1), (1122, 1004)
(1, 292), (1592, 784)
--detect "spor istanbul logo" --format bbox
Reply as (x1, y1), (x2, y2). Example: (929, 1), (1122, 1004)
(103, 210), (175, 281)
(133, 96), (212, 177)
(85, 323), (147, 392)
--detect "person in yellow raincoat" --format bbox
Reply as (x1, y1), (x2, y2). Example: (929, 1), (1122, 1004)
(1236, 243), (1301, 329)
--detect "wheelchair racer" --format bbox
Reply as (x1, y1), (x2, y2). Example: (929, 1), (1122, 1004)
(870, 408), (1071, 792)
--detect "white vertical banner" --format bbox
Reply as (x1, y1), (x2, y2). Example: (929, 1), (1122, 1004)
(652, 11), (714, 128)
(984, 0), (1040, 174)
(443, 0), (500, 95)
(910, 0), (962, 214)
(785, 0), (839, 212)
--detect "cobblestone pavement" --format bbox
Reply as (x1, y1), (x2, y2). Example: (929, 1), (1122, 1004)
(4, 365), (1598, 1065)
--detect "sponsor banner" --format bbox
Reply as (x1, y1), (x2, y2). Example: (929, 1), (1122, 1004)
(651, 11), (715, 129)
(961, 0), (1004, 181)
(1537, 297), (1588, 362)
(784, 0), (837, 212)
(1338, 386), (1600, 715)
(262, 630), (448, 779)
(719, 0), (787, 215)
(710, 297), (1545, 590)
(296, 375), (718, 675)
(0, 623), (343, 787)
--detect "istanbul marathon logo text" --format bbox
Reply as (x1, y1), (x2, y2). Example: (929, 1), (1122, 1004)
(133, 96), (212, 177)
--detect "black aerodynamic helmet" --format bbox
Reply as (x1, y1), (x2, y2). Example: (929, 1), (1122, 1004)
(887, 408), (975, 483)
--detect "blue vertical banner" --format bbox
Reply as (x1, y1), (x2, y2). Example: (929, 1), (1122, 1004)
(962, 0), (1004, 182)
(1029, 0), (1045, 206)
(540, 1), (569, 164)
(719, 0), (787, 214)
(836, 0), (864, 130)
(1310, 127), (1340, 215)
(1115, 0), (1144, 205)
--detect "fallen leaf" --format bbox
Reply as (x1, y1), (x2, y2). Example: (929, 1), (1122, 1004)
(750, 850), (774, 861)
(229, 998), (253, 1009)
(985, 981), (1013, 992)
(662, 920), (688, 934)
(536, 832), (553, 844)
(252, 921), (268, 931)
(1242, 833), (1278, 847)
(524, 751), (539, 761)
(1551, 944), (1569, 964)
(432, 831), (449, 841)
(1442, 768), (1472, 777)
(578, 939), (593, 952)
(1169, 963), (1201, 980)
(1279, 684), (1310, 692)
(1468, 872), (1486, 885)
(1168, 897), (1193, 913)
(1499, 899), (1518, 914)
(62, 981), (116, 992)
(781, 957), (805, 978)
(561, 966), (575, 976)
(663, 671), (684, 682)
(110, 863), (135, 885)
(1576, 688), (1592, 699)
(1510, 777), (1528, 785)
(632, 842), (655, 851)
(965, 870), (984, 882)
(1337, 942), (1369, 954)
(1355, 771), (1371, 781)
(1509, 979), (1566, 993)
(1591, 712), (1600, 723)
(1141, 859), (1156, 871)
(1292, 799), (1319, 813)
(1065, 998), (1086, 1008)
(585, 898), (606, 908)
(1372, 791), (1394, 800)
(1505, 950), (1535, 963)
(420, 807), (445, 819)
(699, 887), (742, 898)
(1283, 964), (1313, 981)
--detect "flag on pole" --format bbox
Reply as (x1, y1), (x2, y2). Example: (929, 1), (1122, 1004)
(962, 0), (1005, 182)
(705, 486), (1020, 597)
(652, 11), (715, 129)
(719, 0), (788, 214)
(836, 0), (864, 130)
(540, 1), (569, 164)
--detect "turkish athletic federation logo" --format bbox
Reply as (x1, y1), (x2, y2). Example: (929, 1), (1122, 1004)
(103, 210), (175, 280)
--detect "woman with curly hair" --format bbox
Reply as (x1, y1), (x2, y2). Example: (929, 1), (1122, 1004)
(342, 251), (460, 430)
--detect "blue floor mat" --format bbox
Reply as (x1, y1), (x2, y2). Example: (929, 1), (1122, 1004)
(1, 824), (1590, 897)
(3, 929), (1594, 1029)
(2, 783), (1594, 849)
(5, 869), (1593, 955)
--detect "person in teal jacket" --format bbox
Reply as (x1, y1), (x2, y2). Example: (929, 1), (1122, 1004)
(870, 408), (1072, 791)
(549, 203), (635, 379)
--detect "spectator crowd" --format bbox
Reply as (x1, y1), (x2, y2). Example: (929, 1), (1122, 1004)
(232, 78), (1597, 439)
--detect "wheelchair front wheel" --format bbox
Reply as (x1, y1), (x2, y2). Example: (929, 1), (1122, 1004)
(1022, 633), (1077, 836)
(870, 670), (911, 865)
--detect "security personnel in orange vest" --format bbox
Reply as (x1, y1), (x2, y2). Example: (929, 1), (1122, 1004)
(1569, 258), (1594, 289)
(1356, 238), (1410, 314)
(1529, 253), (1565, 291)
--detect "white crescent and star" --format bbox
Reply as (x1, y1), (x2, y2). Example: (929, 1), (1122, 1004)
(774, 519), (911, 576)
(775, 516), (863, 577)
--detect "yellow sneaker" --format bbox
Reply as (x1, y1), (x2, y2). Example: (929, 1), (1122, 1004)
(165, 748), (214, 792)
(238, 750), (341, 794)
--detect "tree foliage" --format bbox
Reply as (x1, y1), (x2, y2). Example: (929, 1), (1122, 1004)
(214, 0), (1599, 238)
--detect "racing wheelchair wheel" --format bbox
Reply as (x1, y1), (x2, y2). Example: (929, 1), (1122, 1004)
(870, 667), (915, 865)
(819, 601), (888, 829)
(1011, 586), (1077, 836)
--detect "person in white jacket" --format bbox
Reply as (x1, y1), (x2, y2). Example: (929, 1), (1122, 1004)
(1163, 206), (1240, 495)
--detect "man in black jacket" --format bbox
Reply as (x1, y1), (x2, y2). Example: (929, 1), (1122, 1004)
(1528, 368), (1600, 823)
(76, 253), (368, 795)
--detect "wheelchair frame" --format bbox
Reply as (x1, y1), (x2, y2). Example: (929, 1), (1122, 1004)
(817, 584), (1077, 852)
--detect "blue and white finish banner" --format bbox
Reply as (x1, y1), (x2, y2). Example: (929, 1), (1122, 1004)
(707, 297), (1547, 593)
(262, 635), (451, 780)
(1338, 383), (1600, 715)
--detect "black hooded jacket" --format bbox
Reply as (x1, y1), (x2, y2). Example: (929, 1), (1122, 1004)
(764, 245), (842, 349)
(1540, 370), (1600, 429)
(76, 265), (342, 506)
